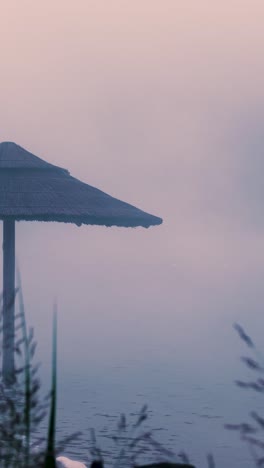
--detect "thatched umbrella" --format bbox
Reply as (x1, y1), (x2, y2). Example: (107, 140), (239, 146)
(0, 141), (162, 384)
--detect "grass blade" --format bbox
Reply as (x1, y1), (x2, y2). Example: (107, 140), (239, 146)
(16, 267), (31, 467)
(44, 305), (57, 468)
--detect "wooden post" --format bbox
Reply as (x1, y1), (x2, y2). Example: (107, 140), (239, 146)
(2, 219), (16, 385)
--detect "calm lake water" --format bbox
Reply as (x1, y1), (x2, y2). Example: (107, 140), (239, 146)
(14, 260), (264, 468)
(38, 360), (261, 468)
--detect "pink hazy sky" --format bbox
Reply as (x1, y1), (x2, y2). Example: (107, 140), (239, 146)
(1, 1), (264, 371)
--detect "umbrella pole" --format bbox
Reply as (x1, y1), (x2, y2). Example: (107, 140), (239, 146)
(2, 219), (16, 385)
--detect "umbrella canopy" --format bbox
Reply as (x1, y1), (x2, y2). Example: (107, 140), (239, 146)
(0, 141), (162, 384)
(0, 142), (162, 227)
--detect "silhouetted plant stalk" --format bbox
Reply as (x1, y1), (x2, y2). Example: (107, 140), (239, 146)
(0, 288), (43, 465)
(0, 277), (81, 467)
(17, 268), (32, 466)
(89, 406), (200, 468)
(225, 323), (264, 466)
(44, 305), (57, 468)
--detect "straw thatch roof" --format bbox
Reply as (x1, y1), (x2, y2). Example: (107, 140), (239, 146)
(0, 142), (162, 228)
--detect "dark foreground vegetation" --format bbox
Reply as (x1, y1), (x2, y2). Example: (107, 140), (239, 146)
(0, 279), (196, 468)
(0, 283), (263, 467)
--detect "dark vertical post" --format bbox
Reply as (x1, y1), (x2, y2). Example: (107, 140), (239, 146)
(2, 219), (16, 384)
